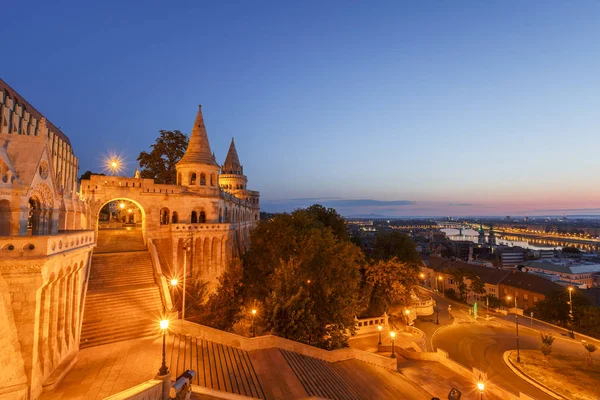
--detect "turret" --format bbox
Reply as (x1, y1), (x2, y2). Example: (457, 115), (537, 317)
(176, 105), (220, 189)
(219, 138), (248, 194)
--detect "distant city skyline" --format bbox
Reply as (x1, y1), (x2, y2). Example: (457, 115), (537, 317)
(3, 1), (600, 216)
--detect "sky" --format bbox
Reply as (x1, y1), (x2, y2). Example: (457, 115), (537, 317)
(2, 1), (600, 217)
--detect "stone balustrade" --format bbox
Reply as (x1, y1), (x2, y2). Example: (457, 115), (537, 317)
(170, 320), (397, 371)
(0, 230), (95, 258)
(410, 295), (435, 316)
(171, 221), (255, 233)
(354, 313), (389, 334)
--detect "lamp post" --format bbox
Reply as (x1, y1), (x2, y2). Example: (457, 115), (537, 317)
(507, 295), (520, 362)
(477, 380), (485, 400)
(435, 305), (439, 325)
(181, 238), (191, 320)
(419, 273), (425, 287)
(568, 287), (575, 338)
(404, 309), (411, 326)
(377, 325), (382, 345)
(158, 319), (169, 376)
(390, 331), (396, 359)
(438, 275), (444, 297)
(170, 278), (178, 315)
(251, 309), (257, 337)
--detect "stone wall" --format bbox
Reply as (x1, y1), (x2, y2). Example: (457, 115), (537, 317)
(0, 231), (94, 399)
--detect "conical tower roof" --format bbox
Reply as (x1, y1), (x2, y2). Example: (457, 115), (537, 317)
(178, 105), (218, 167)
(222, 137), (242, 173)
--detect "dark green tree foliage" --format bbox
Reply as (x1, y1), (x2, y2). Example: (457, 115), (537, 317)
(137, 130), (188, 184)
(533, 290), (600, 339)
(242, 207), (365, 348)
(199, 258), (245, 331)
(363, 258), (420, 316)
(372, 231), (421, 263)
(303, 204), (349, 241)
(79, 170), (104, 181)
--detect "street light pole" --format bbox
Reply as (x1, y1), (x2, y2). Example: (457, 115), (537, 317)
(377, 325), (382, 345)
(390, 331), (396, 359)
(568, 287), (575, 338)
(158, 319), (169, 375)
(508, 295), (520, 363)
(251, 309), (257, 337)
(181, 238), (191, 320)
(435, 305), (439, 325)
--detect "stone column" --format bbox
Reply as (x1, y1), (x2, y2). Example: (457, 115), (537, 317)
(48, 279), (59, 369)
(56, 276), (67, 357)
(64, 271), (74, 349)
(37, 283), (51, 378)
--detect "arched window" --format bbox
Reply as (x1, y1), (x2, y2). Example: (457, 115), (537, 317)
(0, 199), (11, 235)
(28, 197), (42, 235)
(190, 173), (197, 185)
(191, 211), (198, 223)
(160, 208), (170, 225)
(224, 208), (229, 223)
(210, 174), (214, 186)
(177, 173), (182, 185)
(172, 212), (179, 223)
(200, 173), (206, 186)
(199, 211), (206, 223)
(219, 208), (223, 223)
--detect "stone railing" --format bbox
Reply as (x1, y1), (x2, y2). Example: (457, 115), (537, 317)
(170, 320), (396, 371)
(171, 221), (254, 233)
(148, 239), (173, 313)
(0, 230), (95, 258)
(354, 313), (389, 335)
(103, 379), (165, 400)
(410, 295), (435, 316)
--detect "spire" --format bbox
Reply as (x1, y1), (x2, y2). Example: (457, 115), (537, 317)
(222, 137), (243, 174)
(134, 167), (141, 178)
(178, 105), (218, 166)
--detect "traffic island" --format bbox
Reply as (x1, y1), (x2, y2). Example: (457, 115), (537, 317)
(504, 350), (599, 400)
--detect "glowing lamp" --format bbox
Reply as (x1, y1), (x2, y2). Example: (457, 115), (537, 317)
(170, 278), (178, 286)
(159, 319), (169, 330)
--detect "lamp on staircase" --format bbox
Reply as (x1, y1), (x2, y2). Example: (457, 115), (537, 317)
(159, 319), (170, 376)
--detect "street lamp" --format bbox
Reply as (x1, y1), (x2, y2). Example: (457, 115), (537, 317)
(477, 379), (485, 400)
(405, 309), (411, 326)
(251, 309), (257, 337)
(568, 287), (575, 338)
(390, 331), (396, 359)
(158, 319), (169, 376)
(377, 325), (383, 345)
(506, 295), (520, 362)
(438, 275), (444, 297)
(435, 305), (439, 325)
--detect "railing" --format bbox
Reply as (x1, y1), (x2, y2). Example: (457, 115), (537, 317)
(355, 313), (388, 334)
(103, 379), (164, 400)
(0, 230), (95, 258)
(170, 320), (397, 371)
(148, 239), (173, 313)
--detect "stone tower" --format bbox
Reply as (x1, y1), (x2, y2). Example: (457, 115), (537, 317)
(488, 224), (497, 246)
(219, 138), (248, 194)
(478, 224), (486, 246)
(176, 105), (221, 190)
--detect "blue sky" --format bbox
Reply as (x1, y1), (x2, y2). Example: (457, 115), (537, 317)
(2, 1), (600, 216)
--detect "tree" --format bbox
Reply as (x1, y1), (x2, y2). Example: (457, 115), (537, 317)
(304, 204), (349, 241)
(469, 274), (486, 296)
(449, 268), (469, 300)
(363, 258), (420, 316)
(582, 341), (597, 366)
(79, 170), (104, 181)
(540, 333), (555, 361)
(200, 258), (245, 331)
(242, 206), (366, 348)
(137, 130), (188, 184)
(372, 231), (420, 264)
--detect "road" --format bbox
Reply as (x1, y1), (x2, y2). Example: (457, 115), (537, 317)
(415, 290), (599, 399)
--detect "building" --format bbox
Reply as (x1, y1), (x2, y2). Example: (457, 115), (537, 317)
(495, 248), (526, 268)
(421, 255), (562, 309)
(520, 259), (600, 288)
(0, 78), (95, 399)
(80, 105), (260, 285)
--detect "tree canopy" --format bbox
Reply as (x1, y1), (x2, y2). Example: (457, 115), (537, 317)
(372, 231), (421, 264)
(79, 170), (104, 181)
(137, 130), (188, 184)
(363, 258), (420, 316)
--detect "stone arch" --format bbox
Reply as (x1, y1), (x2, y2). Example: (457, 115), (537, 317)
(94, 197), (147, 239)
(211, 237), (221, 276)
(199, 211), (206, 223)
(210, 174), (214, 186)
(191, 211), (198, 224)
(200, 173), (206, 186)
(203, 237), (211, 278)
(189, 172), (197, 185)
(0, 199), (10, 235)
(172, 211), (179, 223)
(219, 208), (223, 223)
(177, 172), (182, 185)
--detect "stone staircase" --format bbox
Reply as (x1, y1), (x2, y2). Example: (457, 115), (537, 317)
(279, 349), (364, 400)
(80, 229), (164, 348)
(169, 334), (266, 399)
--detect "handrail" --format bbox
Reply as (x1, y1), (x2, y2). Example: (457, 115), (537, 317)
(148, 239), (173, 312)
